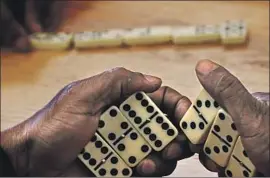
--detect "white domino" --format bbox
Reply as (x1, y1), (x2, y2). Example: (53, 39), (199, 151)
(203, 109), (239, 167)
(73, 29), (127, 49)
(219, 20), (248, 45)
(179, 89), (221, 144)
(29, 32), (73, 50)
(225, 137), (256, 177)
(195, 24), (221, 42)
(122, 26), (172, 46)
(172, 25), (220, 44)
(120, 92), (178, 151)
(78, 133), (132, 177)
(98, 106), (152, 167)
(171, 26), (197, 44)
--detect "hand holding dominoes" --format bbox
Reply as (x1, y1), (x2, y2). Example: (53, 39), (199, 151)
(181, 60), (269, 177)
(1, 67), (196, 177)
(1, 60), (268, 177)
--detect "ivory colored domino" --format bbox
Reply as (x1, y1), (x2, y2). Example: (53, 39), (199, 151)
(225, 137), (256, 177)
(122, 26), (172, 46)
(78, 133), (132, 177)
(219, 20), (248, 45)
(172, 25), (220, 44)
(30, 32), (73, 50)
(120, 92), (178, 151)
(179, 89), (221, 144)
(98, 106), (152, 167)
(203, 109), (239, 167)
(73, 29), (127, 49)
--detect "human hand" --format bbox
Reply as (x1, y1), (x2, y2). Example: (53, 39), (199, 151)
(192, 60), (269, 176)
(1, 68), (194, 177)
(1, 0), (64, 52)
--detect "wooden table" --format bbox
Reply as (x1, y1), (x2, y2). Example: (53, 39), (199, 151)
(1, 1), (269, 176)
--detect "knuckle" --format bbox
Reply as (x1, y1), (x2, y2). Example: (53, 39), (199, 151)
(63, 81), (77, 91)
(108, 67), (131, 82)
(134, 72), (144, 78)
(62, 81), (81, 96)
(175, 95), (191, 110)
(112, 67), (129, 75)
(160, 85), (169, 90)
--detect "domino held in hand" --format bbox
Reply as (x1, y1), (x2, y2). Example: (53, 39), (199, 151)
(120, 92), (178, 151)
(98, 106), (152, 167)
(78, 133), (132, 177)
(179, 89), (220, 144)
(225, 137), (256, 177)
(203, 109), (239, 167)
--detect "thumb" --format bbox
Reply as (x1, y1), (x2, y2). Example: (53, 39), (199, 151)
(195, 60), (270, 175)
(25, 0), (43, 33)
(195, 59), (265, 138)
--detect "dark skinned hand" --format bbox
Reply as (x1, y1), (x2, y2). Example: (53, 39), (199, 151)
(1, 67), (194, 177)
(0, 0), (64, 52)
(189, 60), (269, 177)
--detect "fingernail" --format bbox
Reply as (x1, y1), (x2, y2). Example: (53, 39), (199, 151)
(144, 75), (161, 83)
(196, 59), (219, 76)
(141, 160), (156, 175)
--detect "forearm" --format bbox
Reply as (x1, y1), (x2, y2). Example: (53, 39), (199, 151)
(1, 120), (30, 176)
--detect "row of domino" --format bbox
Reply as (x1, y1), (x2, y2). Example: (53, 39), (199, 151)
(29, 20), (248, 50)
(180, 89), (256, 177)
(78, 92), (179, 177)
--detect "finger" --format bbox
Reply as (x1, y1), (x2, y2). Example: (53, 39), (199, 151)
(147, 86), (192, 129)
(25, 0), (43, 33)
(1, 1), (31, 52)
(161, 134), (194, 161)
(67, 68), (162, 114)
(43, 1), (66, 32)
(195, 59), (266, 137)
(198, 152), (221, 173)
(135, 153), (177, 176)
(195, 59), (269, 175)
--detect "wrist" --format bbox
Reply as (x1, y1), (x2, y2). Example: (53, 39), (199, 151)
(1, 120), (31, 176)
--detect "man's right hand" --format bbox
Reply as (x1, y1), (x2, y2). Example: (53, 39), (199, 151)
(192, 60), (269, 176)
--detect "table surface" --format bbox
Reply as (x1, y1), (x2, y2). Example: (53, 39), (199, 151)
(1, 1), (269, 177)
